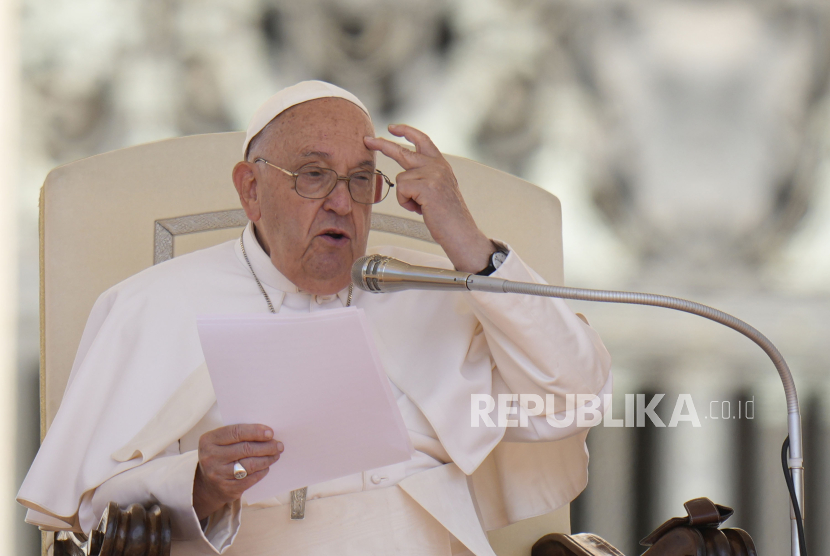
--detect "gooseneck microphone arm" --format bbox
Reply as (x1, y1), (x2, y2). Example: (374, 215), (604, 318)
(352, 254), (806, 556)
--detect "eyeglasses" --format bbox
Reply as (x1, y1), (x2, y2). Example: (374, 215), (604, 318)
(254, 157), (395, 205)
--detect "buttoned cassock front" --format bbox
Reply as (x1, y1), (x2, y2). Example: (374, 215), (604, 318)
(18, 222), (611, 555)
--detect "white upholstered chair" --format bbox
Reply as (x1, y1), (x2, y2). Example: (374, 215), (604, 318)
(39, 132), (570, 555)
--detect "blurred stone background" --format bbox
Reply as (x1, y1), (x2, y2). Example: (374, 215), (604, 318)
(6, 0), (830, 554)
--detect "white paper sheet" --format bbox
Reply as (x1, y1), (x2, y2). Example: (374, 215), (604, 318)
(197, 307), (413, 503)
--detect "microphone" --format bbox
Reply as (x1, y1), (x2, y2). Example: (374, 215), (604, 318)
(352, 253), (806, 555)
(351, 255), (506, 293)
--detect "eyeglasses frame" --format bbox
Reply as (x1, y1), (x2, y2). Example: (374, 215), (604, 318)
(253, 157), (395, 205)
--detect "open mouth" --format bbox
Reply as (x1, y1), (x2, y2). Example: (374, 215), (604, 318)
(318, 229), (351, 244)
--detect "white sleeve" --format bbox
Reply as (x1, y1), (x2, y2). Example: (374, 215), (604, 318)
(466, 244), (613, 441)
(78, 444), (242, 554)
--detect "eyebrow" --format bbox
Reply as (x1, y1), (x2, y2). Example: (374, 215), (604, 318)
(300, 150), (375, 169)
(301, 150), (332, 159)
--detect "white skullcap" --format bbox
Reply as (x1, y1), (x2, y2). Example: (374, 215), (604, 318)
(243, 80), (372, 159)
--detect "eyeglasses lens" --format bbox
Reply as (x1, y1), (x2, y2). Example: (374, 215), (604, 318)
(295, 167), (389, 204)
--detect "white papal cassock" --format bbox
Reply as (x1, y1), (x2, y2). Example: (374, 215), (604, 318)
(19, 222), (612, 555)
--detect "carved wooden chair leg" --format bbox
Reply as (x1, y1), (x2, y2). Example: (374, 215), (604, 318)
(530, 498), (757, 556)
(54, 502), (171, 556)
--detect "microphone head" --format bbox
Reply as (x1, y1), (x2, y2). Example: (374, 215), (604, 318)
(353, 254), (472, 293)
(351, 254), (388, 293)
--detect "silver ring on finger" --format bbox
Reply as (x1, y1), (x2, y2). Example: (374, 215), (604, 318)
(233, 461), (248, 480)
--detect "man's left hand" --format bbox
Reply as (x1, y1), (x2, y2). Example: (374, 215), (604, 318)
(364, 125), (496, 274)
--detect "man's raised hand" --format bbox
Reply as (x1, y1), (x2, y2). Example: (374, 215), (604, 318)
(364, 125), (496, 274)
(193, 424), (283, 520)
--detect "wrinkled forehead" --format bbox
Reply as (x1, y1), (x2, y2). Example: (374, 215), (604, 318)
(275, 97), (374, 131)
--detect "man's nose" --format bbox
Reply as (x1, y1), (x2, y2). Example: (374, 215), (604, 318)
(322, 177), (353, 215)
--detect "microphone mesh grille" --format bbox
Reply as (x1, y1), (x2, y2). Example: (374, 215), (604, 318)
(351, 256), (370, 289)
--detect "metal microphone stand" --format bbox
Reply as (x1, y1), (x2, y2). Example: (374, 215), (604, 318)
(354, 256), (807, 555)
(466, 275), (806, 556)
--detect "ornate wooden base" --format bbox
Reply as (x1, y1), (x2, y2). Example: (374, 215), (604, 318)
(531, 498), (757, 556)
(54, 502), (171, 556)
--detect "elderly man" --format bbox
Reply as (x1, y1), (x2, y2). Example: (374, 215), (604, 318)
(19, 81), (611, 556)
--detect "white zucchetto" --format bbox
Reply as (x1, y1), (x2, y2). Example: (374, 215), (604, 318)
(243, 80), (372, 159)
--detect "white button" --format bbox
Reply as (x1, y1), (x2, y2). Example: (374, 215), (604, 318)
(315, 295), (334, 305)
(370, 474), (382, 485)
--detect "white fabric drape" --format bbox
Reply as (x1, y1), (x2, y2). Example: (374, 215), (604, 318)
(19, 222), (611, 554)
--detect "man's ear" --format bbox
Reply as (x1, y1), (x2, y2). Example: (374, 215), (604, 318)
(233, 161), (261, 222)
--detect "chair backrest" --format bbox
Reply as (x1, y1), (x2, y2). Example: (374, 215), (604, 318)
(39, 131), (568, 554)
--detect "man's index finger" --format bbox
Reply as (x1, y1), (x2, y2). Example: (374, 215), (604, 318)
(388, 124), (441, 158)
(364, 136), (423, 170)
(212, 423), (274, 446)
